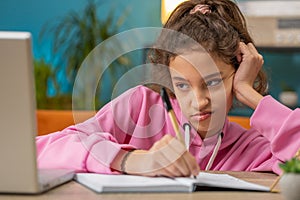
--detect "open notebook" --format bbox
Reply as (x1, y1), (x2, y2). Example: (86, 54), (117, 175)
(75, 172), (270, 193)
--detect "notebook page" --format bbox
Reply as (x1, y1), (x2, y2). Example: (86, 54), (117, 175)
(175, 172), (270, 191)
(75, 173), (191, 193)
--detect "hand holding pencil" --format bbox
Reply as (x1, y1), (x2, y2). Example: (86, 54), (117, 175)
(118, 134), (200, 177)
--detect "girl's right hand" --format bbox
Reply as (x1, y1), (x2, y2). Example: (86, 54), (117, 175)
(124, 135), (200, 177)
(233, 42), (264, 109)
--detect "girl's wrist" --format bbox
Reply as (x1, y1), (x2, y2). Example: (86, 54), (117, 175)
(111, 149), (136, 174)
(234, 84), (263, 109)
(120, 149), (135, 174)
(114, 149), (149, 175)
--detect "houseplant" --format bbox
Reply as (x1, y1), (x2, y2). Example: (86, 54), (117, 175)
(279, 82), (298, 108)
(279, 156), (300, 200)
(38, 0), (131, 109)
(34, 58), (73, 110)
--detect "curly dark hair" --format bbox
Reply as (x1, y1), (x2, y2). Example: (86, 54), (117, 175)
(147, 0), (267, 95)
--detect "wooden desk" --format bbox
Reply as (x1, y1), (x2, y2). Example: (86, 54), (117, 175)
(0, 172), (283, 200)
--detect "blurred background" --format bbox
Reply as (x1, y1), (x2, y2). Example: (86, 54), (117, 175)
(0, 0), (299, 116)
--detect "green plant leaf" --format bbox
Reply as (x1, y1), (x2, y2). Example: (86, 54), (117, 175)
(279, 158), (300, 173)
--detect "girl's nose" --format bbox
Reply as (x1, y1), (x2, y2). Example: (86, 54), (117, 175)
(191, 89), (210, 110)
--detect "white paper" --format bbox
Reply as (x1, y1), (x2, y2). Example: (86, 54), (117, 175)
(75, 172), (270, 193)
(75, 173), (190, 193)
(176, 172), (270, 192)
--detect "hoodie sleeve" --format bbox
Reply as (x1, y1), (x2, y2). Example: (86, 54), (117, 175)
(36, 86), (150, 174)
(250, 95), (300, 173)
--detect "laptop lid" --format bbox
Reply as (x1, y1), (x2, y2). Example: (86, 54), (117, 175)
(0, 31), (41, 193)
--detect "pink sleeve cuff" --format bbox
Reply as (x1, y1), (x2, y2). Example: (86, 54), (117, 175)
(250, 95), (291, 141)
(86, 142), (136, 174)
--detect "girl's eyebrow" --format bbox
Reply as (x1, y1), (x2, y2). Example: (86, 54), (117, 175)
(172, 76), (188, 82)
(172, 72), (223, 82)
(204, 72), (223, 80)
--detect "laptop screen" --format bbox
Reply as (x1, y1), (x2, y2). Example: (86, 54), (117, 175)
(0, 31), (40, 193)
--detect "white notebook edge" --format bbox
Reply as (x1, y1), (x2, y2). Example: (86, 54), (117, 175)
(74, 173), (192, 193)
(74, 172), (270, 193)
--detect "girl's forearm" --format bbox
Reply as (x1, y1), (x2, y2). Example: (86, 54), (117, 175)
(234, 84), (263, 110)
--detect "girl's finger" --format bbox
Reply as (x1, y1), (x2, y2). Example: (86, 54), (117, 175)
(165, 163), (185, 177)
(236, 51), (242, 63)
(160, 167), (177, 177)
(246, 42), (259, 54)
(238, 42), (249, 55)
(145, 167), (174, 177)
(182, 152), (200, 176)
(244, 43), (264, 63)
(171, 156), (191, 176)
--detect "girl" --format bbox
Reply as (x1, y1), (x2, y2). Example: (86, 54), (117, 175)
(36, 0), (300, 177)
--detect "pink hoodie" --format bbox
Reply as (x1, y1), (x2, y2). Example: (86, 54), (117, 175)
(36, 85), (300, 175)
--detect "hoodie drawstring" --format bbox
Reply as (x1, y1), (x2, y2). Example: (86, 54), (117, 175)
(183, 123), (224, 171)
(205, 132), (223, 170)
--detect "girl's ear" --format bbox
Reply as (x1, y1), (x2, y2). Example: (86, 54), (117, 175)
(236, 52), (242, 64)
(236, 44), (242, 64)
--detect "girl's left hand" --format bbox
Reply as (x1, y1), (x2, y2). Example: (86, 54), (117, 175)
(233, 42), (264, 109)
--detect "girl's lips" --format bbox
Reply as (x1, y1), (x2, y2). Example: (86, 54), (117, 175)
(191, 112), (212, 121)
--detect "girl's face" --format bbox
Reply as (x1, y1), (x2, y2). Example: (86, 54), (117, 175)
(169, 52), (235, 139)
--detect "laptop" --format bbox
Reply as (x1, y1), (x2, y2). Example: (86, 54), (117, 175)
(0, 31), (74, 194)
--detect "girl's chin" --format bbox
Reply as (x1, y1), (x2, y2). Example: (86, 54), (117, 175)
(190, 123), (208, 138)
(191, 122), (222, 139)
(190, 120), (210, 131)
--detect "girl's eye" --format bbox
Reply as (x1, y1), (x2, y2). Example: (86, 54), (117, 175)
(206, 78), (222, 87)
(175, 83), (190, 91)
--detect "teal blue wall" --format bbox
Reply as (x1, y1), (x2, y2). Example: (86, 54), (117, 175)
(0, 0), (161, 60)
(1, 0), (299, 114)
(0, 0), (86, 59)
(263, 51), (300, 99)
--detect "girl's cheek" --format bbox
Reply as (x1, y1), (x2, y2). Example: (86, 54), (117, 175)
(210, 90), (227, 106)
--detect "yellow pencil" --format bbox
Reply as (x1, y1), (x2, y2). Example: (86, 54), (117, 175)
(160, 87), (184, 144)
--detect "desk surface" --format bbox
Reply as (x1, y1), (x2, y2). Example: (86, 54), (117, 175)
(0, 171), (283, 200)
